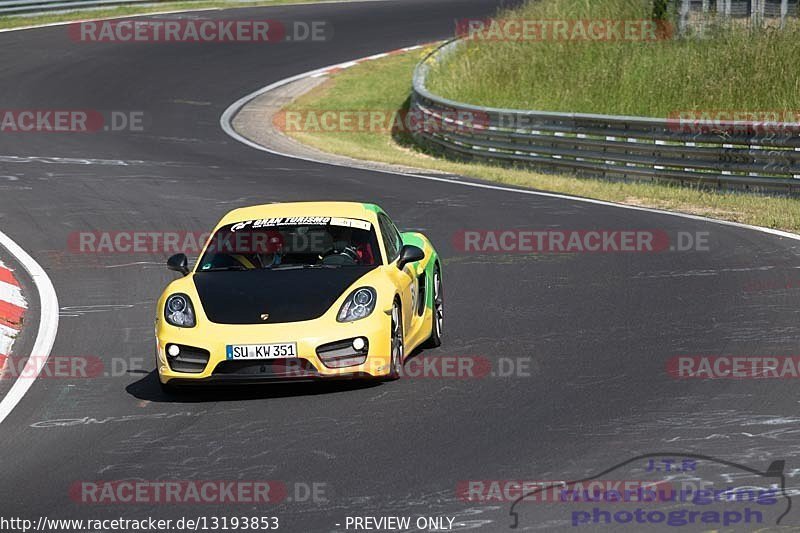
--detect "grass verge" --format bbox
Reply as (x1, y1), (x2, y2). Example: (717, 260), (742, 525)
(0, 0), (342, 31)
(425, 0), (800, 116)
(282, 45), (800, 233)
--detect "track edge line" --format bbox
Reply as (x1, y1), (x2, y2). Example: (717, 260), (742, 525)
(0, 231), (59, 427)
(219, 48), (800, 244)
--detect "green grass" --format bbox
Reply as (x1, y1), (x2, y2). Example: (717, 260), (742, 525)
(0, 0), (340, 30)
(283, 45), (800, 233)
(426, 0), (800, 116)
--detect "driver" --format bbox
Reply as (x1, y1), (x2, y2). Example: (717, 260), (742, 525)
(213, 229), (284, 269)
(322, 227), (361, 265)
(321, 227), (376, 266)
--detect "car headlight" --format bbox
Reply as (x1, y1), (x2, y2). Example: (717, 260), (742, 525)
(337, 287), (377, 322)
(165, 294), (196, 328)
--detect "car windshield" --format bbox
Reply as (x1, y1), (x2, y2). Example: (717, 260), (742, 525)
(197, 217), (382, 271)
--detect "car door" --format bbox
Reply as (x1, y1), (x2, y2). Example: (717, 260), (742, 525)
(378, 213), (416, 337)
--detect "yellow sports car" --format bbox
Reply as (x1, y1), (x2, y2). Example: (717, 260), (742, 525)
(155, 202), (443, 390)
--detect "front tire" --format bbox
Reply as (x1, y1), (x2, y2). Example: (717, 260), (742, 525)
(424, 264), (443, 348)
(387, 302), (404, 380)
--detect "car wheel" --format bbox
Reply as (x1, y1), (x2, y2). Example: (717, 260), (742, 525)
(387, 302), (404, 380)
(424, 265), (443, 348)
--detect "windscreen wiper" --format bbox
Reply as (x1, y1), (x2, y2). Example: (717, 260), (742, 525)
(268, 264), (342, 270)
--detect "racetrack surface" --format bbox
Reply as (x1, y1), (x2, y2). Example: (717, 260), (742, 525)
(1, 0), (800, 530)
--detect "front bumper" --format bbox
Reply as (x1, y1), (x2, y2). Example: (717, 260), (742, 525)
(156, 310), (392, 385)
(163, 370), (375, 387)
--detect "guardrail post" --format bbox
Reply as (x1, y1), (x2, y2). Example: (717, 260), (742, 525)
(750, 0), (765, 28)
(781, 0), (789, 28)
(410, 38), (800, 196)
(679, 0), (692, 33)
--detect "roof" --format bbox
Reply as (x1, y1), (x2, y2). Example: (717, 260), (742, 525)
(218, 201), (382, 227)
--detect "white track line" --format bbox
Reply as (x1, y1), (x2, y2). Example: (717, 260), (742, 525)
(0, 232), (59, 427)
(219, 50), (800, 244)
(0, 0), (376, 426)
(0, 323), (18, 361)
(0, 279), (26, 309)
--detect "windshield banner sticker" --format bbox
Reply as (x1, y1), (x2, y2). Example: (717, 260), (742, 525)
(230, 217), (371, 232)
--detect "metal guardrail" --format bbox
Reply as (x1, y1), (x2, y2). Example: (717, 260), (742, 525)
(679, 0), (800, 31)
(410, 40), (800, 195)
(0, 0), (187, 16)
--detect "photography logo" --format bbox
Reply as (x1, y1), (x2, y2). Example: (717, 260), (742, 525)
(508, 452), (791, 529)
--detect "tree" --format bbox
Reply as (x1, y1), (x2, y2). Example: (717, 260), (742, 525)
(653, 0), (669, 20)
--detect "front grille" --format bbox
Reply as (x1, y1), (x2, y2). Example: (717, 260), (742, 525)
(212, 359), (318, 378)
(316, 338), (369, 368)
(166, 345), (210, 374)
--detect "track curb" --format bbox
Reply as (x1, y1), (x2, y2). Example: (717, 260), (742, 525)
(0, 232), (59, 426)
(0, 260), (27, 373)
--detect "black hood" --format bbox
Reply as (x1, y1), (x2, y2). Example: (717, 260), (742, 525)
(193, 266), (375, 324)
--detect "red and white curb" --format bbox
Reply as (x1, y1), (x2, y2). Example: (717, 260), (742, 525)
(0, 230), (58, 427)
(0, 260), (27, 371)
(310, 44), (433, 77)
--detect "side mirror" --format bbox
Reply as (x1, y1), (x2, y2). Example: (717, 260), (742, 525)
(167, 253), (189, 276)
(397, 245), (425, 270)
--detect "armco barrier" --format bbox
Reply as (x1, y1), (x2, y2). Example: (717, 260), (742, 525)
(0, 0), (195, 16)
(410, 40), (800, 195)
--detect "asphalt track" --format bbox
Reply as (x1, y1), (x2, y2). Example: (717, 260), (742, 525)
(2, 0), (800, 531)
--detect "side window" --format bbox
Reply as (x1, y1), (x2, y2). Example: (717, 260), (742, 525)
(378, 214), (402, 262)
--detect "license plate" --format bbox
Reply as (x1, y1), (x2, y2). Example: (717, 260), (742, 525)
(226, 343), (298, 360)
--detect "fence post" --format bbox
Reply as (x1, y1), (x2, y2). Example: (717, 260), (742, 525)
(715, 0), (731, 19)
(679, 0), (691, 33)
(750, 0), (765, 28)
(781, 0), (789, 28)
